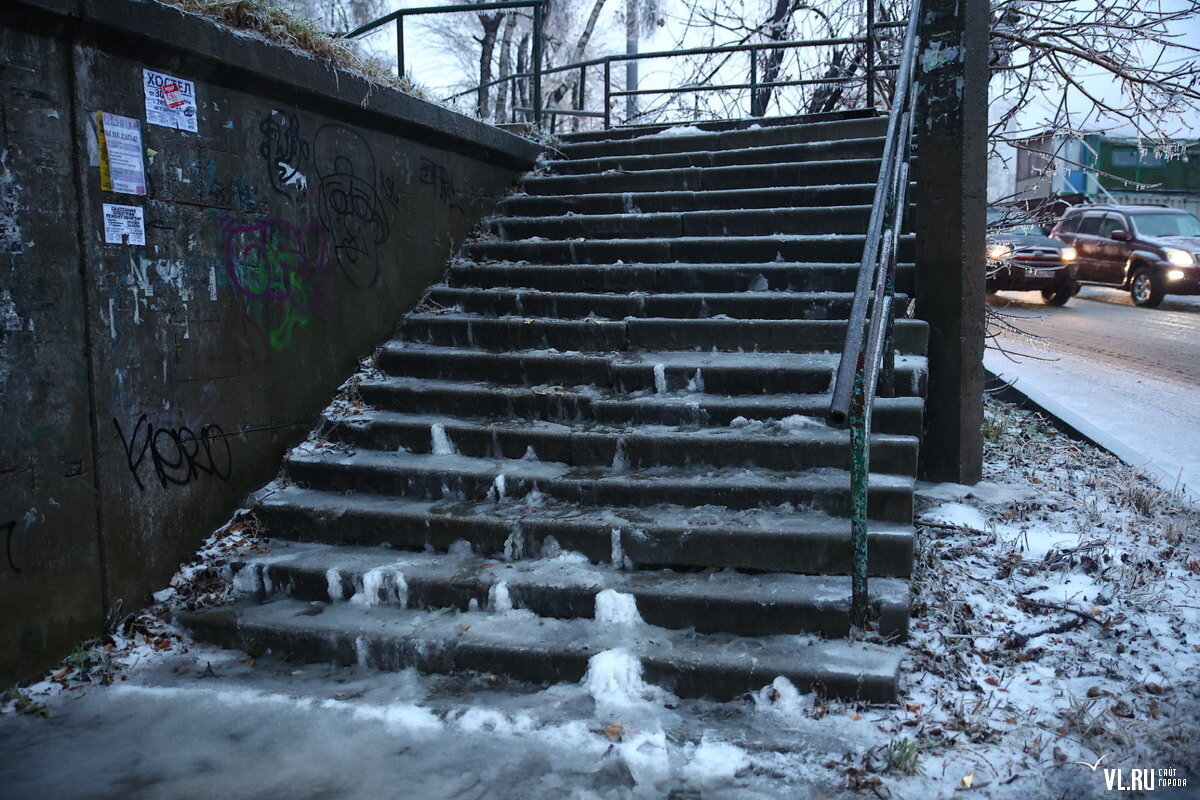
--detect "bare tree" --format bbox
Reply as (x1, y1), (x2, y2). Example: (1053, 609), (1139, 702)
(477, 11), (506, 117)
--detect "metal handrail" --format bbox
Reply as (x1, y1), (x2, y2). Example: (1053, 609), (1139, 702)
(827, 0), (923, 627)
(340, 0), (547, 124)
(340, 4), (905, 129)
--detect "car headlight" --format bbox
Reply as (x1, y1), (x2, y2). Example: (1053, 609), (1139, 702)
(1165, 248), (1196, 268)
(988, 244), (1013, 260)
(1168, 269), (1186, 281)
(1059, 246), (1077, 262)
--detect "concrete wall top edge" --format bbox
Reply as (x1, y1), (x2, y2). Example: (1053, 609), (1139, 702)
(2, 0), (545, 170)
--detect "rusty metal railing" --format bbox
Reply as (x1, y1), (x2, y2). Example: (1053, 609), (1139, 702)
(827, 0), (922, 628)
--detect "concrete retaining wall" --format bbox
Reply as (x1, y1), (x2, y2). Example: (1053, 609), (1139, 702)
(0, 0), (541, 685)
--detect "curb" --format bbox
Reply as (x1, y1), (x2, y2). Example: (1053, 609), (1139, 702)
(985, 367), (1194, 502)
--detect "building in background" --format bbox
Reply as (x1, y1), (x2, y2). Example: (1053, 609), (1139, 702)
(990, 132), (1200, 217)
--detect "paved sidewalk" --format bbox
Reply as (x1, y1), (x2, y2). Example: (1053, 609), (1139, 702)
(984, 346), (1200, 501)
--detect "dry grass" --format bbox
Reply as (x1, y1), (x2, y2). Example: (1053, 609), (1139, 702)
(159, 0), (426, 98)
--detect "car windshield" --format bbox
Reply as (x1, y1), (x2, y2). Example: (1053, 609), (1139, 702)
(1131, 212), (1200, 238)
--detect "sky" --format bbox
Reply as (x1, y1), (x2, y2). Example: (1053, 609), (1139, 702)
(349, 0), (1200, 139)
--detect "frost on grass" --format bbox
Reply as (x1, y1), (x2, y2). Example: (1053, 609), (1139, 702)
(849, 398), (1200, 796)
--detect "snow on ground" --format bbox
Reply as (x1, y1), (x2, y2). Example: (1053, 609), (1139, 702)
(2, 399), (1199, 799)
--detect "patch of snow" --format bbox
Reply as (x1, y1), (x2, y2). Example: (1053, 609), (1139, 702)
(593, 589), (643, 626)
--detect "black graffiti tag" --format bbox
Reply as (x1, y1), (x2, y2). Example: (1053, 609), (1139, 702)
(259, 111), (310, 200)
(3, 519), (18, 573)
(418, 157), (464, 213)
(114, 415), (233, 491)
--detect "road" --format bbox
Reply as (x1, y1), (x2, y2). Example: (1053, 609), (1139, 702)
(988, 286), (1200, 388)
(985, 285), (1200, 501)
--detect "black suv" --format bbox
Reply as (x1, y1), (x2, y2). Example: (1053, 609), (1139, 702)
(986, 211), (1078, 305)
(1051, 204), (1200, 307)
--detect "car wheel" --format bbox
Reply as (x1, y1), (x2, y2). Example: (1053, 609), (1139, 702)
(1041, 287), (1071, 306)
(1130, 268), (1165, 308)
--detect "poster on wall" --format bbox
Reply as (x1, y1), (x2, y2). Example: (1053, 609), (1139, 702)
(103, 203), (145, 246)
(96, 112), (146, 195)
(143, 69), (198, 132)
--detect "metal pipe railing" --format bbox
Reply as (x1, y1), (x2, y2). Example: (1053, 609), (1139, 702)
(827, 0), (923, 627)
(342, 5), (904, 130)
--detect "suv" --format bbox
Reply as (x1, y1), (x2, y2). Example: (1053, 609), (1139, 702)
(1051, 204), (1200, 307)
(986, 211), (1078, 305)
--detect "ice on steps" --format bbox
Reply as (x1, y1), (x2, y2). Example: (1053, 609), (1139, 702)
(594, 589), (643, 626)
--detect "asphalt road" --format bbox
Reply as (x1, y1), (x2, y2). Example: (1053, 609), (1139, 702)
(988, 285), (1200, 388)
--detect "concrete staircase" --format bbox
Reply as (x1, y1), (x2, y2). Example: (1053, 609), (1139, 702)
(181, 112), (926, 704)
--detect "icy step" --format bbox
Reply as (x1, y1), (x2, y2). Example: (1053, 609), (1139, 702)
(426, 286), (886, 321)
(227, 540), (910, 639)
(254, 485), (915, 576)
(466, 233), (915, 266)
(558, 113), (886, 155)
(448, 260), (917, 294)
(399, 313), (929, 356)
(521, 157), (883, 196)
(376, 343), (929, 398)
(358, 377), (925, 437)
(325, 409), (919, 475)
(549, 136), (886, 175)
(499, 183), (881, 216)
(491, 205), (884, 240)
(178, 596), (904, 701)
(284, 448), (916, 521)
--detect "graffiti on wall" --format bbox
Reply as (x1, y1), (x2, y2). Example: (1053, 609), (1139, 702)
(221, 215), (333, 352)
(259, 111), (310, 199)
(418, 157), (464, 214)
(113, 414), (233, 491)
(3, 519), (19, 573)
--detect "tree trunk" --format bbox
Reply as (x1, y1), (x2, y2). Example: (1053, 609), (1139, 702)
(477, 12), (504, 119)
(625, 0), (638, 122)
(495, 12), (517, 123)
(516, 33), (530, 119)
(546, 0), (609, 107)
(752, 0), (794, 116)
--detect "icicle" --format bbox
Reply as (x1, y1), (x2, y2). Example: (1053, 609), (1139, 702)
(430, 423), (458, 455)
(686, 369), (705, 392)
(489, 581), (514, 612)
(653, 364), (668, 394)
(503, 526), (525, 561)
(351, 568), (408, 607)
(326, 568), (344, 601)
(354, 636), (371, 666)
(611, 437), (628, 471)
(491, 474), (507, 500)
(522, 445), (538, 460)
(749, 274), (769, 291)
(611, 528), (631, 570)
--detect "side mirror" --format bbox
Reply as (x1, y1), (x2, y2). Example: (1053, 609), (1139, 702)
(1112, 230), (1132, 241)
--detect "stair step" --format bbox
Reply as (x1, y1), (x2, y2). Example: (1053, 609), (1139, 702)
(522, 158), (883, 195)
(225, 540), (911, 639)
(426, 287), (880, 320)
(399, 313), (929, 355)
(253, 485), (915, 576)
(467, 233), (914, 265)
(375, 344), (929, 398)
(324, 410), (919, 474)
(499, 184), (880, 216)
(492, 205), (877, 240)
(284, 449), (916, 521)
(550, 137), (886, 175)
(179, 597), (903, 701)
(559, 114), (886, 154)
(447, 261), (917, 294)
(357, 377), (926, 437)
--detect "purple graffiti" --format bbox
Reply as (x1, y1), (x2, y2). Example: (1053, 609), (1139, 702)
(221, 216), (334, 351)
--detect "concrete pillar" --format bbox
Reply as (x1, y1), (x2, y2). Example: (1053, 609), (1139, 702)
(912, 0), (989, 484)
